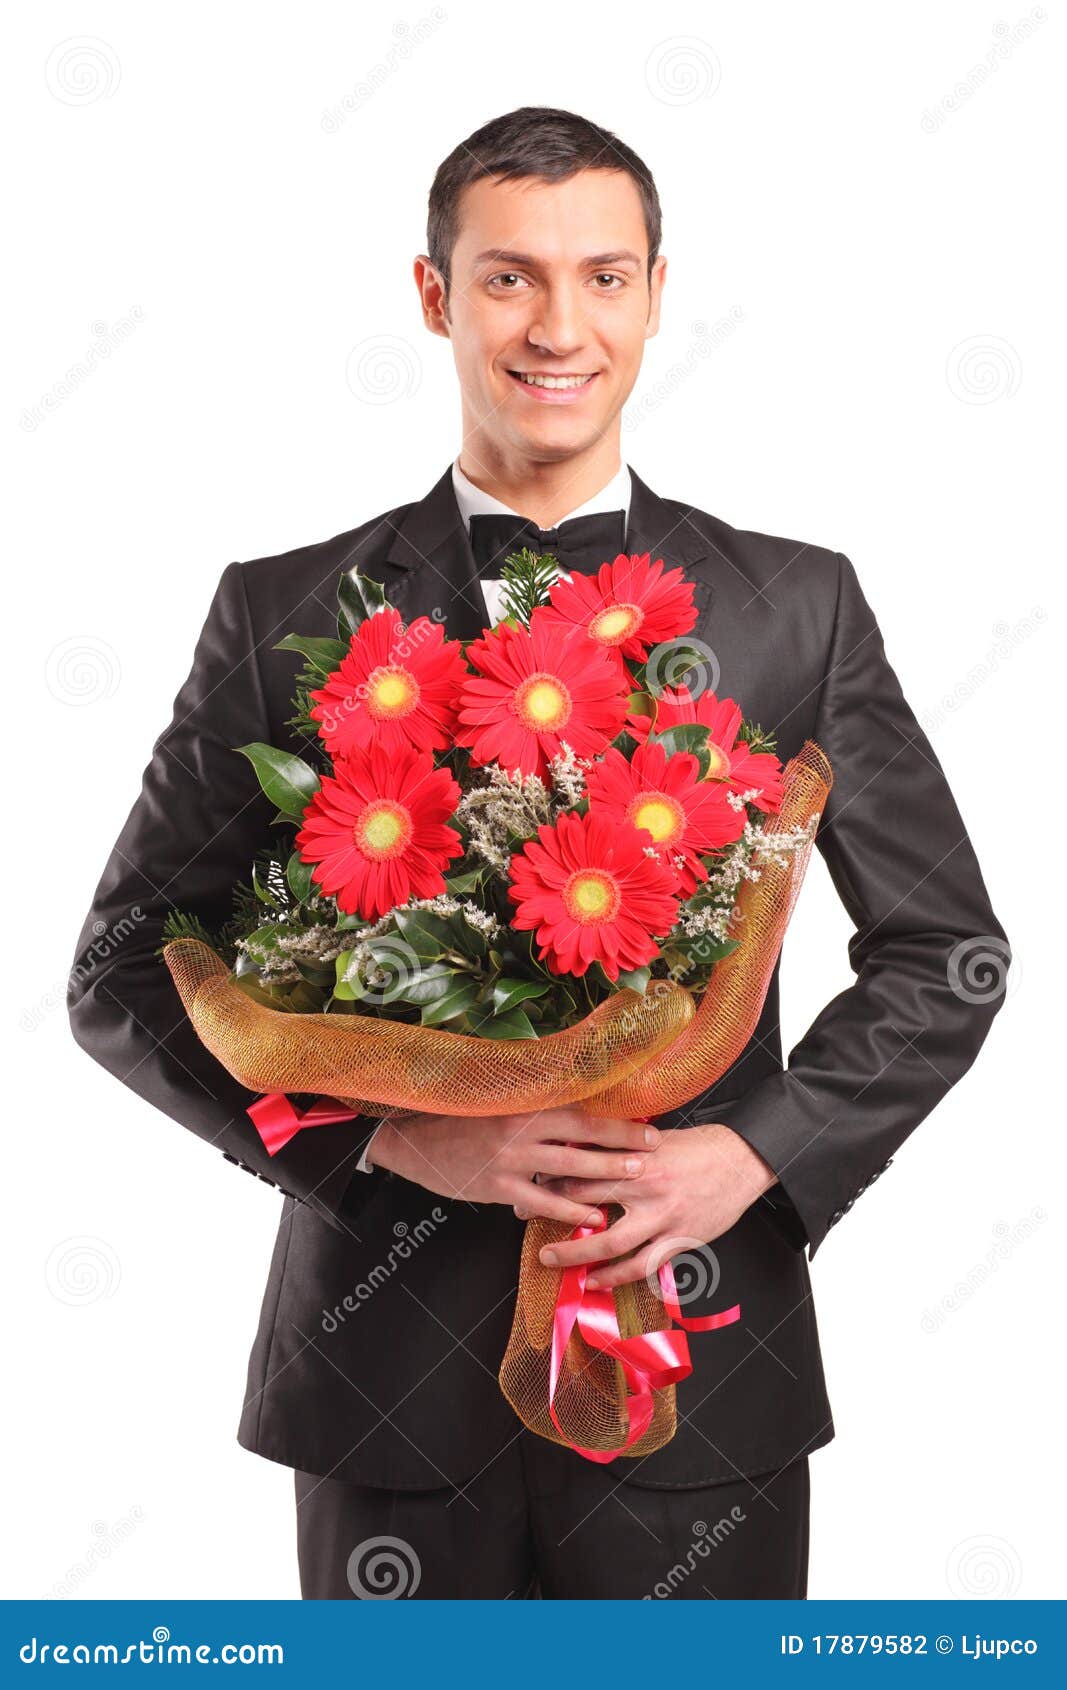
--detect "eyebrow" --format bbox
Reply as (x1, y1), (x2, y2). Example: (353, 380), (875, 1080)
(471, 248), (643, 269)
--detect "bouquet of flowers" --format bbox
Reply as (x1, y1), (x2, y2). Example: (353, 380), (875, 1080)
(162, 548), (831, 1461)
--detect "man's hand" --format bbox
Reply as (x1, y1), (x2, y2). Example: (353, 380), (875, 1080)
(516, 1123), (779, 1288)
(367, 1107), (660, 1228)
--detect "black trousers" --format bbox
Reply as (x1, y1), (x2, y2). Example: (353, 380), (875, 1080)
(294, 1433), (810, 1600)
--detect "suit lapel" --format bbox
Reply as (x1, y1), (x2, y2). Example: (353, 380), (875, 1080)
(372, 465), (487, 640)
(625, 466), (714, 624)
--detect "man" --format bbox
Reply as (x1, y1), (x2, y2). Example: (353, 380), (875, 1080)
(68, 107), (1009, 1600)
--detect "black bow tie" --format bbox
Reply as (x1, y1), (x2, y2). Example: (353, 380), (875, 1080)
(468, 509), (627, 578)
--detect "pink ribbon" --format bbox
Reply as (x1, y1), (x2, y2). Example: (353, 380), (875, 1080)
(548, 1209), (741, 1464)
(246, 1092), (359, 1157)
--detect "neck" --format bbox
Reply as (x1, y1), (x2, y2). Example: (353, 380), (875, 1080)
(456, 431), (623, 529)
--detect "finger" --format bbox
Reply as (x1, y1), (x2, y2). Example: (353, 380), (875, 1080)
(586, 1246), (658, 1291)
(541, 1115), (659, 1153)
(510, 1184), (608, 1229)
(533, 1145), (648, 1182)
(539, 1217), (645, 1268)
(538, 1178), (632, 1204)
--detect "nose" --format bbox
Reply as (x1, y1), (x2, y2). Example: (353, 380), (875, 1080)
(526, 282), (588, 359)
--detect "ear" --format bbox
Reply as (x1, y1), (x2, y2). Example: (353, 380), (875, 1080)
(646, 254), (668, 339)
(413, 254), (450, 340)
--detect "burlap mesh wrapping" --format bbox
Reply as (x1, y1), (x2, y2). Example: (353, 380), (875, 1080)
(497, 741), (832, 1457)
(164, 739), (831, 1458)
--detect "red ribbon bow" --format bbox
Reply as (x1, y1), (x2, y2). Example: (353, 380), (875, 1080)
(246, 1092), (359, 1157)
(548, 1209), (741, 1464)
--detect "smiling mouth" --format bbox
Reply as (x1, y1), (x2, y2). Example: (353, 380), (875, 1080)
(507, 371), (598, 390)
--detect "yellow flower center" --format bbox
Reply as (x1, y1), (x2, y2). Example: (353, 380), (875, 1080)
(366, 664), (419, 720)
(703, 743), (731, 780)
(589, 602), (642, 647)
(354, 799), (412, 860)
(629, 791), (684, 845)
(514, 671), (572, 732)
(562, 868), (621, 924)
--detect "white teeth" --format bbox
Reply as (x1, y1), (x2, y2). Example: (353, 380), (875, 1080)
(515, 372), (593, 389)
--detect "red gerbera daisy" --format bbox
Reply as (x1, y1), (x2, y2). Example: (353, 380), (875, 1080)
(295, 742), (462, 920)
(508, 809), (681, 980)
(628, 687), (785, 813)
(310, 605), (467, 760)
(457, 610), (628, 780)
(585, 741), (747, 896)
(537, 552), (698, 675)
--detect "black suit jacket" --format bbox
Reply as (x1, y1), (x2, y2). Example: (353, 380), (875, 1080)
(68, 463), (1010, 1490)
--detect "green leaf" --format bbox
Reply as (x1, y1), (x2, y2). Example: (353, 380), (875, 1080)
(444, 867), (485, 897)
(492, 977), (550, 1015)
(332, 951), (365, 1002)
(274, 633), (349, 677)
(647, 722), (714, 778)
(286, 852), (314, 902)
(236, 743), (320, 820)
(616, 966), (651, 994)
(337, 569), (388, 636)
(647, 723), (711, 758)
(468, 1002), (537, 1039)
(389, 962), (456, 1007)
(242, 924), (284, 964)
(419, 978), (481, 1026)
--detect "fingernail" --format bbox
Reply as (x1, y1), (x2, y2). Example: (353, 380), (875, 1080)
(514, 1209), (529, 1220)
(540, 1249), (558, 1266)
(625, 1156), (643, 1175)
(587, 1275), (602, 1289)
(644, 1127), (659, 1147)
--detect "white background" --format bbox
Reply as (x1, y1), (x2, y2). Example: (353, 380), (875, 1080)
(5, 0), (1062, 1601)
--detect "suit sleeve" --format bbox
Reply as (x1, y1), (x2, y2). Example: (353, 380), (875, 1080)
(67, 561), (387, 1234)
(715, 551), (1011, 1257)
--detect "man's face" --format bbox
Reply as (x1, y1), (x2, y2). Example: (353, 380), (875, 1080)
(421, 168), (665, 465)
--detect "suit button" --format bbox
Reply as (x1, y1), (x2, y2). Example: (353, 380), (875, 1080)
(829, 1208), (844, 1226)
(843, 1197), (855, 1212)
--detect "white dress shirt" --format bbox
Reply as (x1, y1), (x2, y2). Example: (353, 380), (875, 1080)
(354, 457), (632, 1176)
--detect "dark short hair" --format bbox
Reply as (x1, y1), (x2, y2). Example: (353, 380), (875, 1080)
(427, 106), (662, 296)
